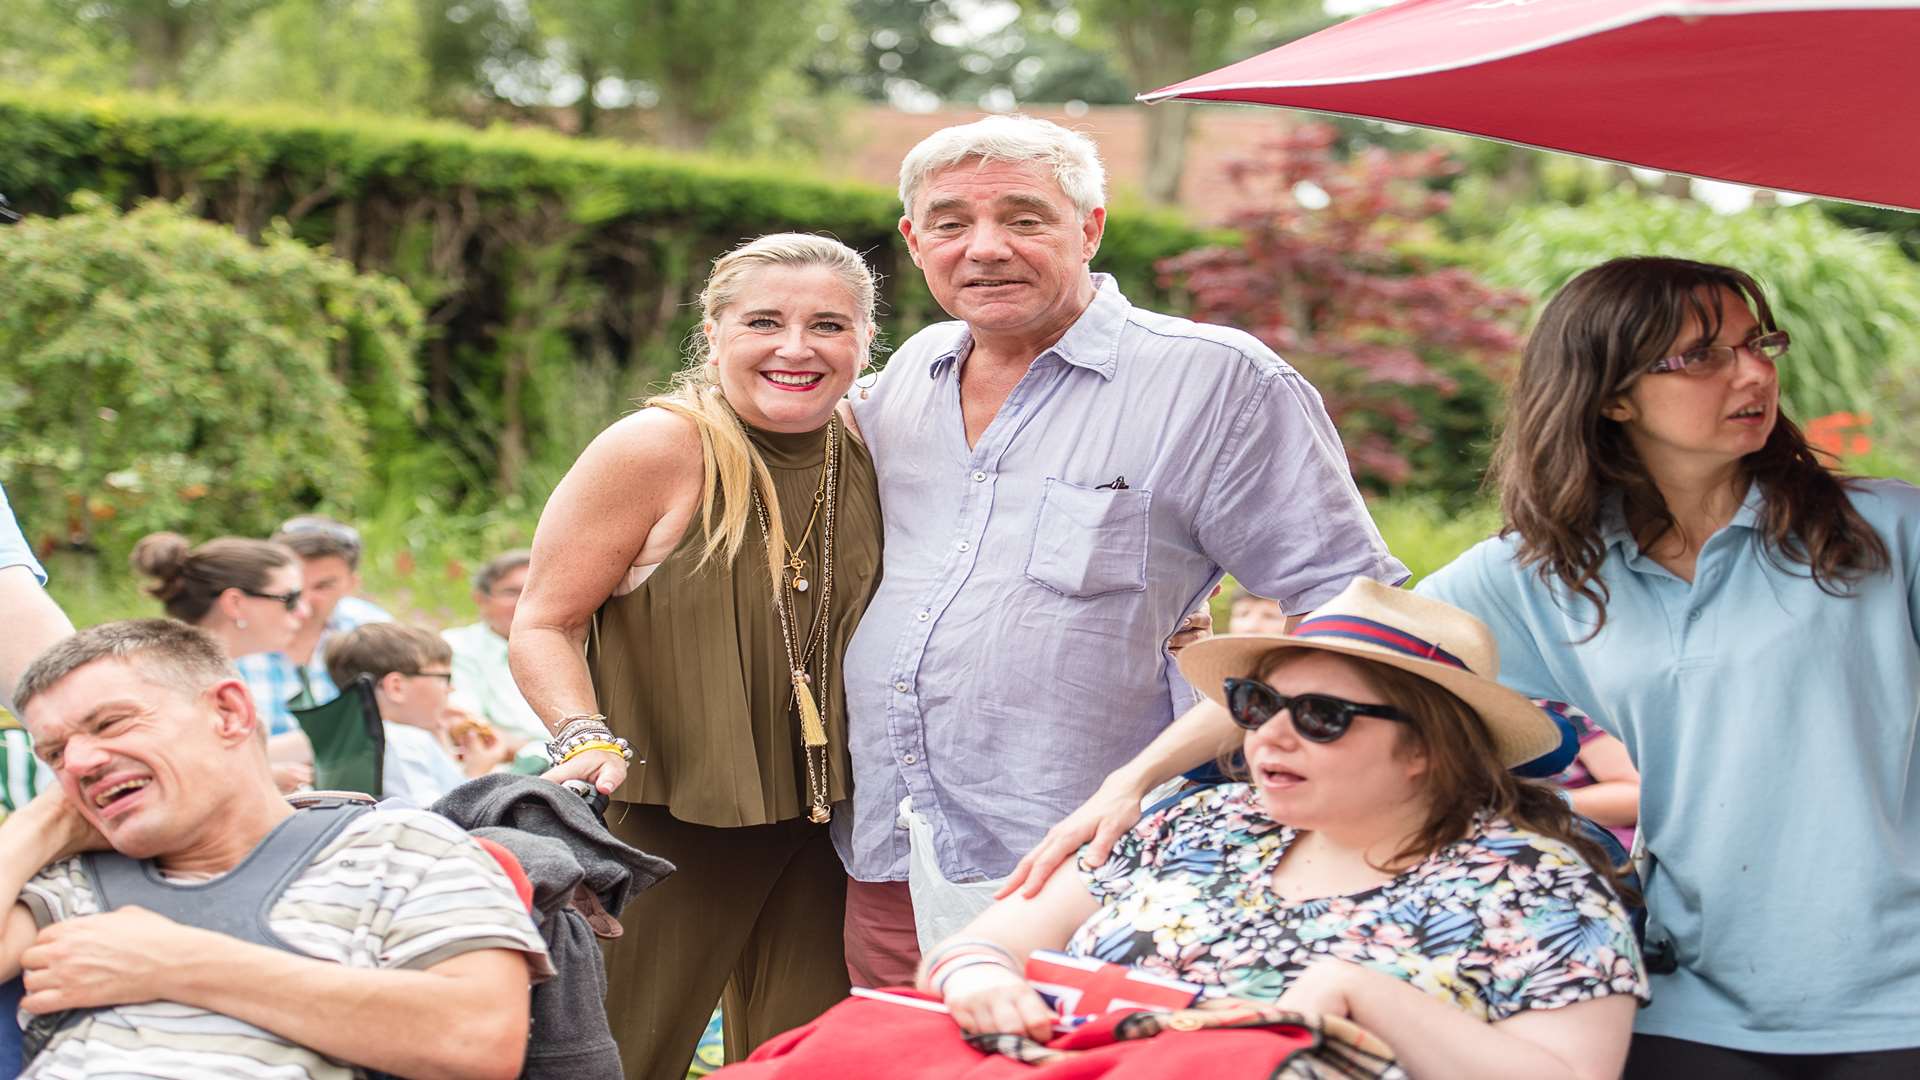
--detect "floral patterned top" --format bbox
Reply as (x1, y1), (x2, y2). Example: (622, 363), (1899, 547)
(1067, 784), (1647, 1022)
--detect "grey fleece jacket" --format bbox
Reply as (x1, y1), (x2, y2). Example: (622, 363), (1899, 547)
(436, 774), (675, 1080)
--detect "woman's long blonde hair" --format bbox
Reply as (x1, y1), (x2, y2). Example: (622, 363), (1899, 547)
(646, 233), (878, 589)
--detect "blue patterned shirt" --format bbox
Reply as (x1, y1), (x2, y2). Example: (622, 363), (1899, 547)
(838, 276), (1406, 882)
(238, 595), (392, 735)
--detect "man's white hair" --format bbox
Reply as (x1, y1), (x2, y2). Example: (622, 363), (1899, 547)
(898, 115), (1108, 219)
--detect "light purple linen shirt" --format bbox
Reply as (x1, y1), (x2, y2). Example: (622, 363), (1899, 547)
(838, 276), (1407, 883)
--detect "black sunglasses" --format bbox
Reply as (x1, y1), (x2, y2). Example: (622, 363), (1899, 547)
(241, 587), (304, 612)
(1223, 678), (1412, 742)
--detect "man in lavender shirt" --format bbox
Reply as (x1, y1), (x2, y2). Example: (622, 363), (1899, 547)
(838, 115), (1408, 986)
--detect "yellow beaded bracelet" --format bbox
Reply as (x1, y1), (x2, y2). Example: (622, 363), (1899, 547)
(558, 740), (626, 765)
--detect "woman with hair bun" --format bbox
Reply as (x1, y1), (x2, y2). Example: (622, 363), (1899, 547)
(512, 233), (884, 1078)
(131, 532), (314, 792)
(130, 532), (310, 663)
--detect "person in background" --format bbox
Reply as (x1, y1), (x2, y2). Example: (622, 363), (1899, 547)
(325, 622), (506, 805)
(1418, 257), (1920, 1074)
(129, 531), (312, 795)
(1225, 586), (1290, 635)
(1546, 703), (1638, 851)
(444, 550), (548, 746)
(0, 482), (75, 1076)
(235, 515), (392, 736)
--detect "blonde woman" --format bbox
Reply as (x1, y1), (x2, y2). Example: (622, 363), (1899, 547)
(512, 234), (883, 1079)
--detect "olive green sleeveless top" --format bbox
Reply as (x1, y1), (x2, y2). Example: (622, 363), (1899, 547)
(587, 416), (882, 827)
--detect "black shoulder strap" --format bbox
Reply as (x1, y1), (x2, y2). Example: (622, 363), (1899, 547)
(22, 800), (374, 1065)
(84, 799), (370, 950)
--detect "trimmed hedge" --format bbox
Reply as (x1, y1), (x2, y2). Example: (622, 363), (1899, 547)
(0, 93), (1210, 497)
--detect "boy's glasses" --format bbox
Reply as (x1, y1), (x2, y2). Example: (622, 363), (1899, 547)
(1223, 678), (1411, 743)
(1648, 330), (1790, 377)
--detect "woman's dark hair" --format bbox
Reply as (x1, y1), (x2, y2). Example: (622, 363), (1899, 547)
(129, 532), (297, 625)
(1492, 256), (1887, 631)
(1249, 650), (1639, 904)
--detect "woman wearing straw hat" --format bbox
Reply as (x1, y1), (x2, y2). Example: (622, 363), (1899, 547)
(723, 579), (1645, 1079)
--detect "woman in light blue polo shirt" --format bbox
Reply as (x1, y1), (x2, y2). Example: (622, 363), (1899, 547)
(1420, 257), (1920, 1077)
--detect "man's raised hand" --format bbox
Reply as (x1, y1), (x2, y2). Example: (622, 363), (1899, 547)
(994, 773), (1147, 900)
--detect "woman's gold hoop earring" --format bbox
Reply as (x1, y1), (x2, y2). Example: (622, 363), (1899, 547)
(855, 368), (879, 401)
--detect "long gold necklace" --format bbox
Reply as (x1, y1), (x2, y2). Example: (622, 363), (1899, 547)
(752, 416), (838, 824)
(782, 464), (828, 593)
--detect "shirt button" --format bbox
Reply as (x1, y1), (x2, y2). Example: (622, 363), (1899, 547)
(972, 471), (987, 482)
(957, 540), (971, 552)
(903, 753), (917, 765)
(894, 681), (909, 693)
(916, 610), (930, 622)
(1687, 608), (1702, 622)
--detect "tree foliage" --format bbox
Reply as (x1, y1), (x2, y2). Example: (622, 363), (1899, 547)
(0, 197), (424, 556)
(0, 92), (1207, 503)
(1490, 190), (1920, 422)
(1162, 125), (1527, 494)
(1048, 0), (1331, 204)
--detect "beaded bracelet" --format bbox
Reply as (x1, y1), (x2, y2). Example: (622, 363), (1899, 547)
(547, 726), (620, 762)
(551, 714), (610, 745)
(557, 739), (631, 766)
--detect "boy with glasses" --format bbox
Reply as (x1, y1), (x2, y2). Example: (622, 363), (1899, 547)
(325, 623), (481, 804)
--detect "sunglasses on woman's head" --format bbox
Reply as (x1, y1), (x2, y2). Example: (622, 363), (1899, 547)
(1222, 677), (1412, 742)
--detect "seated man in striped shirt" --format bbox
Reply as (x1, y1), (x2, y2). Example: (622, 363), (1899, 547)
(0, 619), (551, 1080)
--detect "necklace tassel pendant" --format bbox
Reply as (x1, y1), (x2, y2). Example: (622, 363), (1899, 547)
(793, 671), (828, 749)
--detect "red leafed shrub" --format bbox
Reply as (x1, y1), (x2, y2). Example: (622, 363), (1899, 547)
(1159, 124), (1530, 493)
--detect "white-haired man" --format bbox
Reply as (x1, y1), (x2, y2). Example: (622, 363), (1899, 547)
(838, 115), (1410, 985)
(0, 619), (550, 1079)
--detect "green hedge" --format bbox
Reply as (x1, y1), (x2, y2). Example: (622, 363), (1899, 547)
(0, 93), (1209, 500)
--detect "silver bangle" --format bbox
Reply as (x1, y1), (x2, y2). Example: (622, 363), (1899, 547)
(931, 954), (1018, 996)
(922, 937), (1017, 972)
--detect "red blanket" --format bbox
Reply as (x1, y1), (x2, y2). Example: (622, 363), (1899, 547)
(714, 991), (1404, 1079)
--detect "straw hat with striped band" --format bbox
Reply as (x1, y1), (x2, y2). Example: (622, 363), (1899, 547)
(1178, 577), (1561, 768)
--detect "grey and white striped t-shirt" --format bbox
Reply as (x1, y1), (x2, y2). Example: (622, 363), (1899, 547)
(18, 807), (553, 1079)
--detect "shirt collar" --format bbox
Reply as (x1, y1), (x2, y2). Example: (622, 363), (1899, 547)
(926, 273), (1129, 381)
(1601, 481), (1768, 554)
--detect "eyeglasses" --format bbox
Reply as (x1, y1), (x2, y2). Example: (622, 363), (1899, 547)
(401, 671), (453, 683)
(1647, 329), (1790, 377)
(241, 587), (304, 612)
(1223, 678), (1412, 742)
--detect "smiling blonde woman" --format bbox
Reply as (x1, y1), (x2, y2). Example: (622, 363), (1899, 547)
(510, 234), (885, 1079)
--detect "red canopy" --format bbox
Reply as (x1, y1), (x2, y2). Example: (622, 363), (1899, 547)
(1141, 0), (1920, 212)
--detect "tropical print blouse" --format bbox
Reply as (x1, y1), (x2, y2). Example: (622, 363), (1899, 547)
(1067, 783), (1647, 1022)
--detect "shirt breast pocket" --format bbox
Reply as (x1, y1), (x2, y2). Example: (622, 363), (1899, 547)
(1025, 478), (1151, 598)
